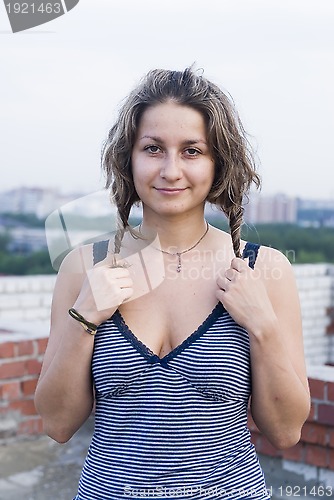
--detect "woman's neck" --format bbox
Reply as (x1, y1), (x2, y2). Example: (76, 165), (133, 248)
(138, 213), (209, 253)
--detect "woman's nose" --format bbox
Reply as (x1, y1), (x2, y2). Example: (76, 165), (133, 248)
(160, 154), (182, 181)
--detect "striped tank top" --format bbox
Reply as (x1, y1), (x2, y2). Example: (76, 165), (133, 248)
(74, 242), (270, 500)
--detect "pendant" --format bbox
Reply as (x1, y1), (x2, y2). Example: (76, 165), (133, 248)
(176, 253), (181, 273)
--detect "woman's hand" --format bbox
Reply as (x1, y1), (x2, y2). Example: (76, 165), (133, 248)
(216, 257), (277, 337)
(72, 257), (134, 326)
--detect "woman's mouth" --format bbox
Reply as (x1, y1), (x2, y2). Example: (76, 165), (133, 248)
(154, 187), (187, 195)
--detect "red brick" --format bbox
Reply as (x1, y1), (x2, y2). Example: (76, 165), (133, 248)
(17, 340), (35, 357)
(329, 429), (334, 449)
(305, 444), (328, 468)
(21, 378), (38, 396)
(257, 436), (280, 458)
(0, 342), (15, 359)
(301, 422), (328, 446)
(282, 442), (304, 462)
(329, 449), (334, 470)
(0, 381), (21, 401)
(247, 413), (259, 432)
(309, 378), (326, 400)
(328, 382), (334, 402)
(0, 360), (26, 379)
(306, 403), (316, 422)
(250, 431), (261, 449)
(327, 326), (334, 335)
(318, 404), (334, 426)
(18, 417), (43, 435)
(37, 338), (48, 354)
(25, 359), (41, 375)
(10, 399), (37, 416)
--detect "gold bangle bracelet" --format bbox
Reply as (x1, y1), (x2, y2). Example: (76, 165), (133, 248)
(68, 308), (98, 336)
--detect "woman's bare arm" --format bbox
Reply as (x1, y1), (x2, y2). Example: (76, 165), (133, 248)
(216, 247), (310, 449)
(34, 245), (133, 443)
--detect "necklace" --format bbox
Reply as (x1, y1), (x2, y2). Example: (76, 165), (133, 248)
(146, 221), (209, 273)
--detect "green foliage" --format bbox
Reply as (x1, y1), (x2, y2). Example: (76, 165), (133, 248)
(0, 250), (55, 275)
(1, 212), (45, 228)
(0, 233), (11, 252)
(207, 217), (334, 264)
(241, 223), (334, 264)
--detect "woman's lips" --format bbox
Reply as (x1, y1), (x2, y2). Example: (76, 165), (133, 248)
(154, 188), (187, 195)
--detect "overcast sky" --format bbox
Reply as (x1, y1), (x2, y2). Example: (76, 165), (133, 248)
(1, 0), (333, 200)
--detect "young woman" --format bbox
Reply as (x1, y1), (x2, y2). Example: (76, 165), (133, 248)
(35, 67), (310, 499)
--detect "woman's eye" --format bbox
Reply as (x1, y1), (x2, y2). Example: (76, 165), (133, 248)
(186, 148), (200, 156)
(145, 145), (160, 154)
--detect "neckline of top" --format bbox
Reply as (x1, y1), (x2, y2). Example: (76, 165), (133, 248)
(112, 301), (226, 365)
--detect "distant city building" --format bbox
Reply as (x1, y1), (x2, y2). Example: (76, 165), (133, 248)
(0, 187), (86, 219)
(244, 193), (297, 224)
(297, 198), (334, 227)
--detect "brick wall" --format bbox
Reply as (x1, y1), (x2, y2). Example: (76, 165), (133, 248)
(294, 264), (334, 366)
(0, 275), (55, 439)
(0, 275), (56, 323)
(0, 337), (47, 437)
(249, 366), (334, 487)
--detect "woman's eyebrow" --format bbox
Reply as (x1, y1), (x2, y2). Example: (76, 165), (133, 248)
(139, 135), (164, 142)
(139, 135), (207, 146)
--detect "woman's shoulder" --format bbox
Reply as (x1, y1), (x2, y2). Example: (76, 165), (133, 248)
(241, 240), (294, 287)
(57, 239), (112, 274)
(244, 242), (291, 267)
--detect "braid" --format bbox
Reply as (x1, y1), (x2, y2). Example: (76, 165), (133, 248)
(113, 224), (126, 255)
(112, 204), (134, 256)
(229, 206), (243, 258)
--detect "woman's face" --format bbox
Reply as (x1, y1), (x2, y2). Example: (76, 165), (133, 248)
(131, 101), (215, 219)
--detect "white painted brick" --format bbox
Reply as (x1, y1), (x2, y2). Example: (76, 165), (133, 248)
(17, 294), (42, 308)
(326, 265), (334, 276)
(307, 355), (327, 366)
(15, 278), (33, 293)
(22, 308), (50, 321)
(40, 276), (56, 292)
(303, 339), (327, 350)
(0, 309), (25, 321)
(302, 318), (321, 329)
(2, 279), (18, 293)
(304, 341), (327, 351)
(0, 295), (20, 310)
(307, 364), (334, 381)
(29, 279), (46, 293)
(42, 294), (52, 308)
(305, 356), (325, 366)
